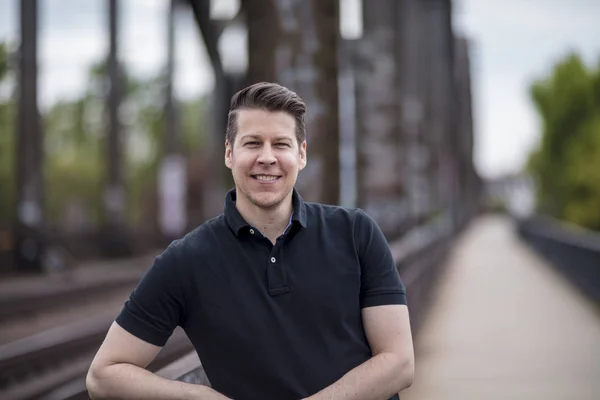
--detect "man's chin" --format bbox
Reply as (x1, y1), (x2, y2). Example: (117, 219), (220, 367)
(249, 192), (285, 209)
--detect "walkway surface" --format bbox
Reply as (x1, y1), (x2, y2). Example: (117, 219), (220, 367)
(402, 215), (600, 400)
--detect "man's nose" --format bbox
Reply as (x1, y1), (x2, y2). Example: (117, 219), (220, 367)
(257, 145), (277, 165)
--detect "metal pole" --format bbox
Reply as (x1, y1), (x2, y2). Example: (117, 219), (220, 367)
(103, 0), (129, 256)
(15, 0), (44, 270)
(159, 0), (188, 239)
(165, 0), (179, 156)
(454, 36), (476, 223)
(338, 38), (358, 209)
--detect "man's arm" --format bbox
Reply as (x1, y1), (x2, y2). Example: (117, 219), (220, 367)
(305, 304), (414, 400)
(86, 322), (230, 400)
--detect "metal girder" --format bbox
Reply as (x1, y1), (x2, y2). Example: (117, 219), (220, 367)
(184, 0), (245, 80)
(185, 0), (224, 78)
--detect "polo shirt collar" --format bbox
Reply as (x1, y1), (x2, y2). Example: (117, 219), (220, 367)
(224, 188), (308, 235)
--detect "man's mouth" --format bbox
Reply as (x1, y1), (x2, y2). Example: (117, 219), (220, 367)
(251, 174), (281, 182)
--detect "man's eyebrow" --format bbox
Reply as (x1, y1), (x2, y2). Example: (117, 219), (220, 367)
(239, 134), (261, 141)
(239, 134), (293, 142)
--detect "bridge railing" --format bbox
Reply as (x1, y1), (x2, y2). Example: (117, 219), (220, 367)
(517, 215), (600, 303)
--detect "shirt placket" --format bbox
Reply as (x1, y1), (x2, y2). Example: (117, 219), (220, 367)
(247, 226), (290, 296)
(267, 234), (289, 296)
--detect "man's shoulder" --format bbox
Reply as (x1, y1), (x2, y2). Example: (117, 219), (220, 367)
(168, 214), (228, 262)
(304, 202), (364, 224)
(302, 202), (380, 243)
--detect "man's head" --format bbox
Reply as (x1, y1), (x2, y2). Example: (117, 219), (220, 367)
(225, 82), (307, 210)
(225, 82), (307, 146)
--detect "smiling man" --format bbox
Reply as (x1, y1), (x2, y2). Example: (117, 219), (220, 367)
(86, 82), (414, 400)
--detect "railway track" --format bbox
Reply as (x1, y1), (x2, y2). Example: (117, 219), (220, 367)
(0, 313), (193, 400)
(0, 255), (152, 324)
(0, 278), (140, 323)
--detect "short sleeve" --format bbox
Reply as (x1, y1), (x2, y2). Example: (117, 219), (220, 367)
(354, 209), (407, 308)
(115, 246), (186, 346)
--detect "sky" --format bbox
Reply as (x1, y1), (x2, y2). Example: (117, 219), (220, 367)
(0, 0), (599, 179)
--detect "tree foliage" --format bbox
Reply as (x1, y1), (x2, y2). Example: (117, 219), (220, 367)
(527, 52), (600, 230)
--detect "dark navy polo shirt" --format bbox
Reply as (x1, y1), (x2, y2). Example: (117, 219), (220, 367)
(116, 188), (407, 400)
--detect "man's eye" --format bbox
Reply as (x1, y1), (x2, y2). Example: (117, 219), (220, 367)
(245, 141), (260, 146)
(276, 143), (290, 147)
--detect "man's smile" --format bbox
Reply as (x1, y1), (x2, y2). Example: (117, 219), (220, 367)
(251, 174), (282, 182)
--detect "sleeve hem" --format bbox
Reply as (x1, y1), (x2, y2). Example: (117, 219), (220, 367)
(361, 291), (407, 308)
(115, 312), (169, 347)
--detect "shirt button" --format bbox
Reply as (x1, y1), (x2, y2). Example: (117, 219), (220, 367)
(249, 229), (255, 234)
(271, 257), (276, 263)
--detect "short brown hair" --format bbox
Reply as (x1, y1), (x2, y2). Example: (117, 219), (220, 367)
(225, 82), (307, 146)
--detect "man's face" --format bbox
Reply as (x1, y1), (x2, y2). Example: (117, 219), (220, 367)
(225, 109), (307, 209)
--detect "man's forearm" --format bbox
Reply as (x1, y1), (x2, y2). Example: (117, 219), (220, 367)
(305, 352), (413, 400)
(87, 362), (230, 400)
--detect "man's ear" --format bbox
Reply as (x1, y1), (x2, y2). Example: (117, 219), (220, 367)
(225, 140), (232, 169)
(298, 140), (307, 171)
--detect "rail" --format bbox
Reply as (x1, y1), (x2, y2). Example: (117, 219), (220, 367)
(0, 313), (193, 400)
(517, 215), (600, 303)
(0, 314), (113, 400)
(0, 255), (151, 323)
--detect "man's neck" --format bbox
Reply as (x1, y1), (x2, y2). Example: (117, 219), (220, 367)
(236, 191), (293, 243)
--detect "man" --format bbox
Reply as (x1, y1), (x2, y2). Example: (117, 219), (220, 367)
(87, 82), (414, 400)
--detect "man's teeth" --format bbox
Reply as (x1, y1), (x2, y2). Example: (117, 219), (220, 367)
(255, 175), (279, 182)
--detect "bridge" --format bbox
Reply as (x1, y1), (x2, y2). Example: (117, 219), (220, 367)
(1, 1), (599, 399)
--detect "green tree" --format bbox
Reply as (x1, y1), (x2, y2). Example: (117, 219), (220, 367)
(42, 60), (209, 231)
(44, 95), (105, 226)
(527, 53), (600, 230)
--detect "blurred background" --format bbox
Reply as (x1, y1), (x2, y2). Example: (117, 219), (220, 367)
(0, 0), (599, 399)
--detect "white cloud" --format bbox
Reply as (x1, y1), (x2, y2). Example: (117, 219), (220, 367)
(38, 1), (106, 108)
(173, 7), (214, 100)
(474, 74), (540, 177)
(210, 0), (240, 20)
(0, 0), (17, 42)
(120, 0), (167, 78)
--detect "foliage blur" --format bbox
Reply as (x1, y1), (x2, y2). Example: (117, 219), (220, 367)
(0, 40), (209, 234)
(527, 52), (600, 231)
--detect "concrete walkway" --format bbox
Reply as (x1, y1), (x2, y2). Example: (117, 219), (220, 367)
(402, 215), (600, 400)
